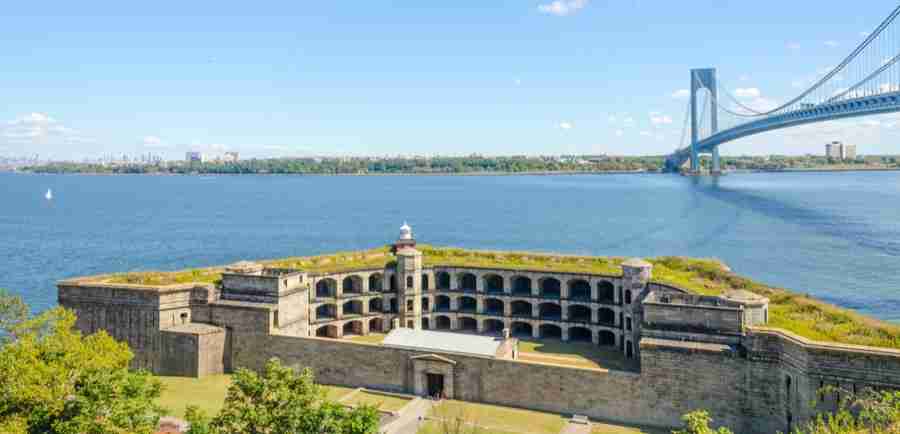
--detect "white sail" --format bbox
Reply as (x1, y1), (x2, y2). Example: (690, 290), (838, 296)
(45, 189), (53, 200)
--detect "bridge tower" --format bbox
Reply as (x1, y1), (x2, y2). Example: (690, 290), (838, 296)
(690, 68), (720, 174)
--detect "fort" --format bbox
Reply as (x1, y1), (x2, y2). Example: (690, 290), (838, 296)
(58, 224), (900, 433)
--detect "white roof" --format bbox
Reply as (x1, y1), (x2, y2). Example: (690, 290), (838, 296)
(382, 328), (503, 357)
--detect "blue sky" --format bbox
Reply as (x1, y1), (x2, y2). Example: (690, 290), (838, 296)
(3, 0), (900, 159)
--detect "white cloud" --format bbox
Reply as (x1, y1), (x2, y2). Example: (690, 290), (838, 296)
(1, 112), (91, 145)
(141, 135), (169, 148)
(514, 78), (522, 86)
(650, 114), (673, 125)
(607, 115), (617, 122)
(861, 119), (881, 127)
(671, 89), (690, 99)
(739, 74), (750, 82)
(639, 131), (651, 137)
(787, 42), (801, 50)
(623, 117), (635, 126)
(538, 0), (588, 16)
(558, 121), (573, 130)
(825, 40), (839, 48)
(614, 130), (624, 137)
(734, 87), (761, 98)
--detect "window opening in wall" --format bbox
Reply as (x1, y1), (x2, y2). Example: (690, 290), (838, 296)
(624, 290), (632, 304)
(407, 276), (414, 289)
(626, 317), (632, 331)
(180, 312), (188, 324)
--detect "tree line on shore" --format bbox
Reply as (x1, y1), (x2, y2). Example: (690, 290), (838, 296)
(20, 154), (900, 175)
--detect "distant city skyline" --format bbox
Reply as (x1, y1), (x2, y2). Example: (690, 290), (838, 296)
(3, 0), (900, 160)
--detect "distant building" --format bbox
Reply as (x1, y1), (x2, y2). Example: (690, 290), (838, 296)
(223, 152), (239, 163)
(825, 141), (856, 160)
(185, 152), (206, 163)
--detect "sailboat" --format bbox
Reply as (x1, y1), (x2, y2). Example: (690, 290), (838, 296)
(45, 189), (53, 201)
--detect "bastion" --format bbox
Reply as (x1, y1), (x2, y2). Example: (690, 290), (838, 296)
(57, 224), (900, 434)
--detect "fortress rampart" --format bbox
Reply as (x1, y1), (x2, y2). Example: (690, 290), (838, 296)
(57, 226), (900, 433)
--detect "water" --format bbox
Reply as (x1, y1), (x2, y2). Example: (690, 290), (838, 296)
(2, 171), (899, 321)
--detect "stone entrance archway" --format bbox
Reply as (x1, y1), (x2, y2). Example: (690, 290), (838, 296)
(410, 354), (456, 400)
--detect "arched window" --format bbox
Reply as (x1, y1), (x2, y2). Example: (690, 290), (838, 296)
(406, 276), (414, 289)
(624, 290), (632, 304)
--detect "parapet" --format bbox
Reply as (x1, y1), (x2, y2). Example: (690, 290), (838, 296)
(220, 261), (308, 304)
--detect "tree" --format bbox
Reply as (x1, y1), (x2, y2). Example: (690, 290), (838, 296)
(673, 410), (734, 434)
(0, 288), (28, 344)
(792, 387), (900, 434)
(0, 293), (163, 434)
(187, 358), (379, 434)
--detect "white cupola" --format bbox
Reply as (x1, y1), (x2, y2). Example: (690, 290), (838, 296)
(399, 222), (413, 241)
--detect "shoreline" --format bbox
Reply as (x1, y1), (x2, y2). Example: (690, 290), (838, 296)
(7, 166), (900, 176)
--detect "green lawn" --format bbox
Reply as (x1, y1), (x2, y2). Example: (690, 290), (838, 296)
(517, 339), (633, 371)
(346, 332), (387, 344)
(157, 375), (232, 418)
(342, 390), (412, 412)
(591, 422), (670, 434)
(425, 400), (566, 434)
(157, 375), (355, 418)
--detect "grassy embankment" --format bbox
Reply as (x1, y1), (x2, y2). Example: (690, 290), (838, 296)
(156, 375), (355, 418)
(100, 245), (900, 350)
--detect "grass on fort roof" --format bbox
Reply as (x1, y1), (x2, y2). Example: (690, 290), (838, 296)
(100, 245), (900, 350)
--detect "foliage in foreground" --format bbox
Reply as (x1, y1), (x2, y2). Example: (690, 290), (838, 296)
(0, 290), (164, 434)
(678, 388), (900, 434)
(185, 358), (379, 434)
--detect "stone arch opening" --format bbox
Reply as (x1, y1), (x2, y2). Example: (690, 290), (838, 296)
(316, 279), (337, 298)
(343, 276), (362, 294)
(511, 321), (533, 337)
(421, 273), (430, 290)
(512, 276), (532, 296)
(458, 316), (477, 331)
(369, 273), (384, 292)
(540, 278), (561, 298)
(539, 324), (562, 340)
(458, 296), (477, 312)
(421, 296), (430, 312)
(390, 275), (398, 292)
(569, 326), (592, 342)
(421, 317), (430, 329)
(598, 308), (615, 326)
(343, 321), (362, 336)
(568, 304), (591, 322)
(435, 315), (451, 330)
(484, 298), (504, 315)
(343, 300), (363, 316)
(368, 298), (383, 313)
(483, 319), (504, 334)
(511, 300), (532, 317)
(406, 299), (413, 311)
(484, 274), (504, 294)
(369, 317), (383, 333)
(626, 340), (634, 358)
(568, 279), (591, 300)
(316, 304), (336, 320)
(597, 281), (615, 304)
(435, 295), (451, 311)
(459, 273), (477, 291)
(624, 289), (632, 304)
(389, 298), (398, 313)
(316, 324), (338, 338)
(436, 272), (451, 290)
(539, 302), (561, 320)
(598, 330), (616, 347)
(406, 276), (414, 289)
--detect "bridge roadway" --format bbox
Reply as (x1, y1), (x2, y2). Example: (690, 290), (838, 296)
(666, 90), (900, 171)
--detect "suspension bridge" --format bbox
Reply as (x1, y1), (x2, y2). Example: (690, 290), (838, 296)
(666, 4), (900, 173)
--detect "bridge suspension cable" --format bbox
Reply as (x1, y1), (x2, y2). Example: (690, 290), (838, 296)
(743, 4), (900, 115)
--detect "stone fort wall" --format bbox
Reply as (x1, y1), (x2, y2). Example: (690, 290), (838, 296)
(58, 267), (900, 434)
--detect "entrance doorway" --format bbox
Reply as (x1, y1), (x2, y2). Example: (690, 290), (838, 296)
(426, 373), (445, 399)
